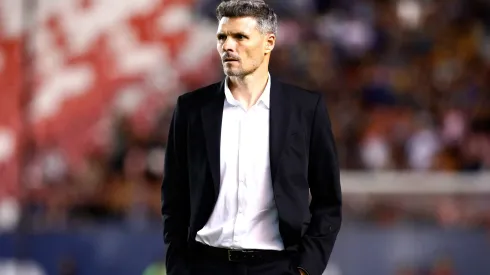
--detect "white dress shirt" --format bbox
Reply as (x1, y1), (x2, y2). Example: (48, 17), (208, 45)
(195, 74), (284, 250)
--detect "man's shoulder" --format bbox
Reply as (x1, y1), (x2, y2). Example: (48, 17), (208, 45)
(177, 81), (222, 108)
(278, 80), (323, 105)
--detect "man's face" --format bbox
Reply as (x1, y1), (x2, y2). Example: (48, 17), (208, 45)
(216, 16), (274, 77)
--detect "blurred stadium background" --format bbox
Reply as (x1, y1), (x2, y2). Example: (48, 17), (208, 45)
(1, 0), (490, 274)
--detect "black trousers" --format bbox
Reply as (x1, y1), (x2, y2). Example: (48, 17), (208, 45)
(189, 243), (301, 275)
(190, 255), (300, 275)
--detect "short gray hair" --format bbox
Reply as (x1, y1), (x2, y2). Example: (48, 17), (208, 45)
(216, 0), (278, 35)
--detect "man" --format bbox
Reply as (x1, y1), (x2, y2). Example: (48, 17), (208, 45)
(161, 1), (342, 275)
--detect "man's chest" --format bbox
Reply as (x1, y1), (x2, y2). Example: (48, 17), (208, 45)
(218, 105), (274, 211)
(220, 106), (270, 164)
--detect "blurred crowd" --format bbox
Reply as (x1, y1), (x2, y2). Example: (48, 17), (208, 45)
(263, 0), (490, 171)
(12, 0), (490, 232)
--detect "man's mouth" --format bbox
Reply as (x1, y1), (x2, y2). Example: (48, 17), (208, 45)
(223, 56), (239, 62)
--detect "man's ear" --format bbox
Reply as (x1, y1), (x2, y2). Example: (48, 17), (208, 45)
(264, 33), (275, 54)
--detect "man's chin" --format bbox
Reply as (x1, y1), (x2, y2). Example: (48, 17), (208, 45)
(224, 69), (244, 77)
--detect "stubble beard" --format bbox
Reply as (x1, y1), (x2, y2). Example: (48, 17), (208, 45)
(223, 63), (259, 78)
(224, 69), (245, 77)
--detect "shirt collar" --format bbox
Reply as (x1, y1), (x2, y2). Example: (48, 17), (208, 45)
(224, 73), (271, 109)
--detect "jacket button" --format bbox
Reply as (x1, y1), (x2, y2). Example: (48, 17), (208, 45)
(329, 226), (334, 232)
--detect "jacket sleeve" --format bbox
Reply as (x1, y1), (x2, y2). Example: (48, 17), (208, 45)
(296, 94), (342, 275)
(161, 96), (191, 275)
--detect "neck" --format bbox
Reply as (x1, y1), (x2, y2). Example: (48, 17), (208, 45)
(228, 65), (269, 109)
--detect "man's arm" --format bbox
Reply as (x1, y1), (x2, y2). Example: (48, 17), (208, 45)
(161, 96), (191, 275)
(296, 94), (342, 275)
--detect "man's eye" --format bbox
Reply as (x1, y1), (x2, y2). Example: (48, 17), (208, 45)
(236, 35), (245, 40)
(217, 35), (226, 40)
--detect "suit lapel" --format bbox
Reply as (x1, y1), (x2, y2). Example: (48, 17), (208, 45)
(269, 78), (292, 184)
(201, 81), (225, 197)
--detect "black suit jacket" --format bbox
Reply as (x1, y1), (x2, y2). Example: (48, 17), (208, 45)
(161, 77), (342, 275)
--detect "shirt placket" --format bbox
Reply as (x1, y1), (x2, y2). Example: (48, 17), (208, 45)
(233, 107), (250, 247)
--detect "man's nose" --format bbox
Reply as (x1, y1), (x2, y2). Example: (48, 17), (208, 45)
(222, 38), (236, 52)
